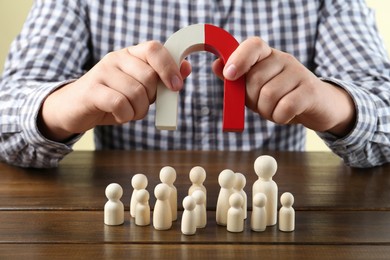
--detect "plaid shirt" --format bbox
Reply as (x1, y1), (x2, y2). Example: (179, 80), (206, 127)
(1, 0), (390, 168)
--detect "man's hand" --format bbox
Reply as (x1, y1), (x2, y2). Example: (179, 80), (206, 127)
(213, 37), (356, 137)
(38, 41), (191, 142)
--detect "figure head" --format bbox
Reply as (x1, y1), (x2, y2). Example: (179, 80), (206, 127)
(229, 193), (244, 208)
(182, 195), (196, 211)
(189, 166), (206, 184)
(253, 193), (267, 208)
(154, 183), (171, 200)
(159, 166), (177, 185)
(280, 192), (294, 207)
(254, 155), (277, 180)
(218, 169), (235, 189)
(131, 173), (148, 189)
(105, 183), (123, 200)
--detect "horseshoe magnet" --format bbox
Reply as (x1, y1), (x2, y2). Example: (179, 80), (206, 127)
(155, 24), (245, 132)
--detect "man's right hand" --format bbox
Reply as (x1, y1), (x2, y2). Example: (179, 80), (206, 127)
(38, 41), (191, 142)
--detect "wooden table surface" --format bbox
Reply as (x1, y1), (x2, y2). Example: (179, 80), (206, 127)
(1, 150), (390, 259)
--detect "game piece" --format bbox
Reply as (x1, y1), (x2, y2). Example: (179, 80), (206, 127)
(191, 190), (207, 228)
(188, 166), (207, 209)
(155, 23), (245, 132)
(227, 193), (244, 233)
(159, 166), (178, 221)
(153, 183), (172, 230)
(251, 192), (267, 232)
(181, 195), (197, 235)
(279, 192), (295, 232)
(104, 183), (124, 226)
(135, 189), (150, 226)
(233, 172), (247, 219)
(216, 169), (235, 226)
(252, 155), (278, 226)
(130, 173), (148, 218)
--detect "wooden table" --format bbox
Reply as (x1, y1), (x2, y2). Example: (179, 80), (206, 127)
(1, 151), (390, 259)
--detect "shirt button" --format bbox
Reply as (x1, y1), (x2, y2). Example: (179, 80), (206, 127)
(200, 107), (210, 116)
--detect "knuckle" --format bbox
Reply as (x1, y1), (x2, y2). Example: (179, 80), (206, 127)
(103, 51), (118, 61)
(143, 67), (158, 84)
(260, 85), (276, 103)
(248, 36), (264, 47)
(130, 85), (150, 120)
(112, 95), (128, 111)
(145, 40), (164, 54)
(274, 99), (295, 123)
(281, 52), (296, 64)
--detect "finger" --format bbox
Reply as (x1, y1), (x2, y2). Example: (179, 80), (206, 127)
(127, 41), (183, 91)
(101, 67), (151, 120)
(256, 70), (302, 121)
(211, 58), (224, 80)
(272, 86), (312, 125)
(180, 60), (192, 79)
(223, 37), (272, 81)
(101, 50), (158, 102)
(87, 83), (135, 124)
(246, 54), (285, 111)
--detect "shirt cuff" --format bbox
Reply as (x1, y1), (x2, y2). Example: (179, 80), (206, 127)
(317, 77), (377, 163)
(19, 80), (82, 156)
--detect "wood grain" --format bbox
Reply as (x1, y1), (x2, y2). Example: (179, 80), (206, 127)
(1, 151), (390, 259)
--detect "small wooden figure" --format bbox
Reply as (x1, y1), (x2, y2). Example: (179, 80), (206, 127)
(191, 190), (207, 228)
(279, 192), (295, 232)
(252, 155), (278, 226)
(135, 189), (150, 226)
(227, 193), (244, 233)
(251, 192), (267, 232)
(153, 183), (172, 230)
(159, 166), (178, 221)
(216, 169), (235, 226)
(130, 174), (148, 218)
(181, 196), (197, 235)
(233, 172), (247, 219)
(104, 183), (124, 226)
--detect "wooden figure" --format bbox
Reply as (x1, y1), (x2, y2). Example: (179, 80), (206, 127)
(233, 172), (247, 219)
(251, 192), (267, 232)
(130, 173), (148, 218)
(159, 166), (177, 221)
(104, 183), (124, 226)
(252, 155), (278, 226)
(191, 189), (207, 228)
(135, 189), (150, 226)
(227, 193), (244, 233)
(216, 169), (235, 226)
(188, 166), (207, 209)
(181, 196), (197, 235)
(153, 183), (172, 230)
(155, 23), (245, 132)
(279, 192), (295, 232)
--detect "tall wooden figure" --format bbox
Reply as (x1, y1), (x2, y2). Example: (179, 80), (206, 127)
(252, 155), (278, 226)
(233, 172), (247, 219)
(159, 166), (177, 221)
(189, 166), (207, 209)
(216, 169), (235, 226)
